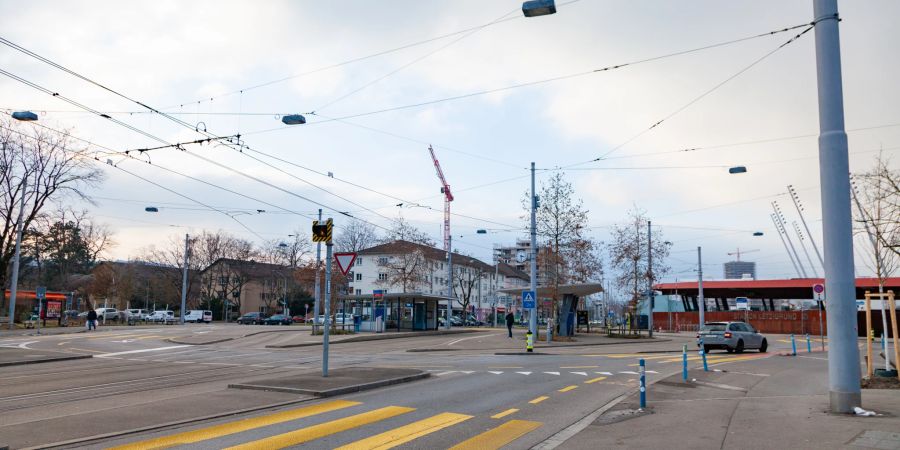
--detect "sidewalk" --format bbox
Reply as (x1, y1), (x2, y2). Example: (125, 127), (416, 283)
(559, 352), (900, 449)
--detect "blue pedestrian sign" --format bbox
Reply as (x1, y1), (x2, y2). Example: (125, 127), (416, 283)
(36, 286), (46, 300)
(522, 291), (536, 309)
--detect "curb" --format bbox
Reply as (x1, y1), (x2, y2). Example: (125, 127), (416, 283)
(228, 372), (430, 397)
(23, 397), (317, 450)
(265, 329), (483, 348)
(0, 354), (92, 368)
(494, 352), (554, 356)
(406, 348), (461, 352)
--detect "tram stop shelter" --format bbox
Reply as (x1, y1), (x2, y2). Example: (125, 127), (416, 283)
(499, 283), (604, 336)
(335, 293), (448, 332)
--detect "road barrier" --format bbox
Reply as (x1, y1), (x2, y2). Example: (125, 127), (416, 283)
(806, 333), (812, 353)
(639, 359), (646, 409)
(791, 334), (797, 356)
(682, 344), (688, 381)
(526, 330), (534, 353)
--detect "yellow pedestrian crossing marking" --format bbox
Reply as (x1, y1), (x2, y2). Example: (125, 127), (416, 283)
(225, 406), (414, 450)
(558, 385), (578, 393)
(528, 396), (549, 404)
(585, 376), (607, 384)
(109, 400), (360, 450)
(448, 419), (542, 450)
(336, 412), (471, 450)
(491, 408), (519, 419)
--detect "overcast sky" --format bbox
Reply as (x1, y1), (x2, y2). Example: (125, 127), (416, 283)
(2, 0), (898, 296)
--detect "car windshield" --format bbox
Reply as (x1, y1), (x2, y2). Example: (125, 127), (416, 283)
(701, 323), (727, 332)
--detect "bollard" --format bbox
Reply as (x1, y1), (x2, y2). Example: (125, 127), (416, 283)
(639, 359), (646, 409)
(791, 334), (797, 356)
(682, 344), (688, 382)
(699, 339), (709, 372)
(526, 330), (534, 353)
(806, 333), (811, 353)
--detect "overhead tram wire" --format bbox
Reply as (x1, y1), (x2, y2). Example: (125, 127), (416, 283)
(565, 22), (819, 169)
(1, 123), (270, 241)
(238, 20), (815, 138)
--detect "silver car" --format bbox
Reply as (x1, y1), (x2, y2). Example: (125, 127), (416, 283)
(697, 321), (768, 354)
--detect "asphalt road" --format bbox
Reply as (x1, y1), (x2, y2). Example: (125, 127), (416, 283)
(0, 324), (800, 449)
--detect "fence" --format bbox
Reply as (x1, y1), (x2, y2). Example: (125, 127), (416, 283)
(653, 310), (828, 335)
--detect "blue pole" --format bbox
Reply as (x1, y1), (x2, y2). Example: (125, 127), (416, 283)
(700, 339), (708, 372)
(791, 334), (797, 356)
(682, 344), (688, 382)
(806, 333), (812, 353)
(639, 359), (646, 409)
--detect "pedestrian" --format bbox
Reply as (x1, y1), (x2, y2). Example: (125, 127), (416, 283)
(506, 311), (515, 338)
(87, 309), (98, 331)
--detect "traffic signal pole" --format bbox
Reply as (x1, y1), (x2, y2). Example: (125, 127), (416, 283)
(313, 209), (322, 335)
(323, 220), (333, 377)
(529, 162), (538, 338)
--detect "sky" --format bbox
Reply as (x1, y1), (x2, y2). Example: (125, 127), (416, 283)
(2, 0), (899, 297)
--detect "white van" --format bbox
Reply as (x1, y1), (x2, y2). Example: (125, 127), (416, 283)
(185, 310), (213, 323)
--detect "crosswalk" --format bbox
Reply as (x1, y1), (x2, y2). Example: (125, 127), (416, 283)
(430, 369), (658, 378)
(108, 399), (545, 450)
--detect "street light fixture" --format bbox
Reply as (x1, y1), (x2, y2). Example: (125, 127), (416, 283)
(522, 0), (556, 17)
(728, 166), (748, 174)
(145, 206), (159, 212)
(281, 114), (307, 125)
(11, 111), (38, 121)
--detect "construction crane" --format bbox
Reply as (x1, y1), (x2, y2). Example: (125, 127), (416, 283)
(727, 248), (759, 261)
(429, 145), (454, 252)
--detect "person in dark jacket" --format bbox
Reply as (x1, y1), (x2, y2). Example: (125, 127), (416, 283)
(86, 309), (98, 331)
(505, 311), (515, 338)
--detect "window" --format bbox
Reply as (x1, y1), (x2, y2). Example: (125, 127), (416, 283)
(355, 289), (361, 295)
(378, 273), (388, 281)
(356, 273), (362, 281)
(378, 257), (389, 264)
(357, 258), (362, 265)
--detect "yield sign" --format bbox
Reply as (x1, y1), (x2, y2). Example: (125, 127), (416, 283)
(334, 252), (358, 276)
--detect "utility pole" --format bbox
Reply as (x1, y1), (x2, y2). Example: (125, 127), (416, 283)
(697, 247), (705, 328)
(323, 219), (333, 377)
(529, 162), (538, 338)
(313, 208), (322, 334)
(7, 179), (26, 330)
(647, 221), (653, 338)
(813, 0), (861, 413)
(446, 235), (453, 329)
(180, 234), (189, 325)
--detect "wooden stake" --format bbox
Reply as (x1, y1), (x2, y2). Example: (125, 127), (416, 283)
(865, 291), (873, 378)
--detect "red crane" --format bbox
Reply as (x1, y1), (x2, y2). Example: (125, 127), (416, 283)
(429, 145), (453, 252)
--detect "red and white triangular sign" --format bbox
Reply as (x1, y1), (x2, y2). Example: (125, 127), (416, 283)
(334, 252), (358, 276)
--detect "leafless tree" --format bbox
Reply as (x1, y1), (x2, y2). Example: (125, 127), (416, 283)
(335, 220), (379, 252)
(606, 207), (671, 311)
(375, 250), (430, 293)
(853, 153), (900, 300)
(567, 237), (604, 283)
(260, 232), (310, 267)
(0, 119), (102, 311)
(381, 216), (436, 247)
(452, 265), (484, 316)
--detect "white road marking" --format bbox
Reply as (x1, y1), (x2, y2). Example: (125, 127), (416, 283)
(516, 371), (532, 375)
(570, 371), (588, 376)
(436, 371), (458, 376)
(446, 334), (497, 346)
(596, 372), (613, 376)
(459, 370), (474, 374)
(488, 371), (504, 375)
(95, 345), (189, 358)
(544, 372), (560, 376)
(647, 370), (659, 374)
(620, 371), (639, 375)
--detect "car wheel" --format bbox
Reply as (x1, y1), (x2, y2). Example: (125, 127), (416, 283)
(735, 340), (744, 354)
(726, 347), (734, 353)
(251, 320), (256, 325)
(759, 339), (768, 353)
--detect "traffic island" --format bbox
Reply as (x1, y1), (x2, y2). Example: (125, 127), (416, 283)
(0, 348), (92, 367)
(228, 367), (429, 397)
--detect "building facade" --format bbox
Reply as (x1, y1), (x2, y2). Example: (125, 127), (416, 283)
(724, 261), (756, 280)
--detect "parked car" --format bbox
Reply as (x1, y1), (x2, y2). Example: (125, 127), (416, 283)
(263, 314), (293, 325)
(95, 308), (119, 321)
(333, 313), (353, 325)
(125, 309), (150, 320)
(184, 310), (213, 323)
(291, 316), (307, 323)
(697, 321), (768, 354)
(236, 312), (268, 325)
(148, 310), (175, 323)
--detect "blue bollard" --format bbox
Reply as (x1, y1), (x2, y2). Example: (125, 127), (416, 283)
(682, 344), (688, 382)
(806, 334), (811, 353)
(791, 334), (797, 356)
(699, 339), (709, 372)
(639, 359), (646, 409)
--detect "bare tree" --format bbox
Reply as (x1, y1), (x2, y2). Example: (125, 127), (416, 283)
(607, 207), (671, 312)
(522, 172), (590, 322)
(381, 216), (436, 247)
(1, 119), (103, 310)
(260, 232), (310, 267)
(335, 220), (379, 252)
(452, 265), (484, 317)
(567, 237), (604, 283)
(375, 249), (430, 293)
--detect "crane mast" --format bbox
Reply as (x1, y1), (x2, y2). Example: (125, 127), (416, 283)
(429, 145), (454, 252)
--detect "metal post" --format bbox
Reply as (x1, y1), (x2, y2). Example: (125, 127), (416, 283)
(180, 233), (189, 325)
(682, 344), (688, 382)
(647, 221), (653, 338)
(771, 213), (803, 277)
(529, 162), (538, 338)
(7, 179), (27, 330)
(700, 339), (708, 372)
(813, 0), (861, 413)
(793, 221), (819, 277)
(639, 359), (646, 409)
(807, 333), (812, 353)
(788, 185), (825, 267)
(446, 235), (453, 330)
(323, 230), (333, 377)
(791, 334), (797, 356)
(773, 202), (808, 277)
(697, 247), (705, 330)
(313, 209), (322, 335)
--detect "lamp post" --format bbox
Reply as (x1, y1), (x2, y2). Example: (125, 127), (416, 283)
(7, 111), (38, 330)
